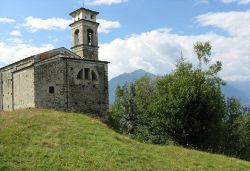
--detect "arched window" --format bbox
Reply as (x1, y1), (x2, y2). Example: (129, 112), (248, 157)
(91, 70), (98, 81)
(74, 29), (80, 46)
(84, 68), (90, 80)
(77, 69), (83, 80)
(87, 29), (93, 45)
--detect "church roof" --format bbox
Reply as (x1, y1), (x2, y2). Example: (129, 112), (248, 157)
(0, 47), (108, 71)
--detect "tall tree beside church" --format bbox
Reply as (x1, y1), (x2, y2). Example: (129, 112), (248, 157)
(194, 41), (211, 70)
(150, 56), (225, 148)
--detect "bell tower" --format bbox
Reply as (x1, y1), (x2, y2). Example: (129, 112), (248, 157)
(69, 8), (99, 60)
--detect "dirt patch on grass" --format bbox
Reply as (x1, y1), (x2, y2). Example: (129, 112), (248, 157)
(40, 140), (58, 149)
(0, 112), (18, 124)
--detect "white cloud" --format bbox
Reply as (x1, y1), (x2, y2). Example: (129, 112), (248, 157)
(10, 30), (22, 37)
(0, 41), (54, 66)
(97, 19), (120, 33)
(99, 10), (250, 81)
(221, 0), (250, 4)
(23, 16), (120, 33)
(24, 16), (71, 31)
(99, 29), (216, 79)
(0, 18), (16, 23)
(86, 0), (127, 5)
(6, 37), (23, 44)
(196, 11), (250, 37)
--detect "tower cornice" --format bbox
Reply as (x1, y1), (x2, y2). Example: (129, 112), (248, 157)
(69, 8), (99, 16)
(69, 18), (99, 27)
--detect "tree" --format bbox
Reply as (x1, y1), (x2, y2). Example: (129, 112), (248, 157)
(110, 41), (226, 150)
(109, 76), (156, 136)
(194, 41), (211, 70)
(222, 97), (250, 160)
(109, 83), (137, 134)
(150, 56), (225, 148)
(109, 85), (124, 131)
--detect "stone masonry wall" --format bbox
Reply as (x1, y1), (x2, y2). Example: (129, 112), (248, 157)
(71, 45), (98, 60)
(66, 58), (108, 118)
(34, 57), (108, 118)
(1, 68), (14, 111)
(34, 57), (67, 110)
(0, 58), (34, 111)
(13, 67), (35, 110)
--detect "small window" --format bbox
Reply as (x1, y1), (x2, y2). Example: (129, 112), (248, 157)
(49, 86), (55, 94)
(85, 68), (90, 80)
(91, 15), (94, 19)
(77, 69), (83, 80)
(91, 70), (98, 81)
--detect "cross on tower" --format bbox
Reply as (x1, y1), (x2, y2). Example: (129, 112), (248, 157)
(80, 0), (85, 8)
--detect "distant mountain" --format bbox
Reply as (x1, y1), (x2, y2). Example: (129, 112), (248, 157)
(222, 81), (250, 106)
(109, 69), (156, 104)
(109, 70), (250, 107)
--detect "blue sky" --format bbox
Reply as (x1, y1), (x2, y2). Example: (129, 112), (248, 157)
(0, 0), (250, 80)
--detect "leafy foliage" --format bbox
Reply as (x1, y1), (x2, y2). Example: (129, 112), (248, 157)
(109, 41), (250, 161)
(151, 58), (225, 149)
(194, 41), (211, 70)
(222, 98), (250, 160)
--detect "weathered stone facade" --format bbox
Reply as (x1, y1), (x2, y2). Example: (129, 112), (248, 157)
(0, 8), (109, 118)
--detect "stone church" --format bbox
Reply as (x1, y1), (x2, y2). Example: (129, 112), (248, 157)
(0, 8), (109, 118)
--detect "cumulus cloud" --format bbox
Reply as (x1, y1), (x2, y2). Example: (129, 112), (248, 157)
(221, 0), (250, 4)
(10, 30), (22, 37)
(99, 30), (217, 79)
(0, 41), (54, 66)
(86, 0), (127, 5)
(196, 10), (250, 36)
(23, 16), (120, 33)
(97, 19), (120, 33)
(99, 10), (250, 81)
(24, 16), (71, 31)
(0, 18), (16, 23)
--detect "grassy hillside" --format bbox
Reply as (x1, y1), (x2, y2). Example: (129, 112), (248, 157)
(0, 109), (250, 171)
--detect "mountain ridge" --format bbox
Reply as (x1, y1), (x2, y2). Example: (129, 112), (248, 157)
(109, 69), (156, 103)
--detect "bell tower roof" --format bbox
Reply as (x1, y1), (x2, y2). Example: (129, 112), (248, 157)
(70, 8), (99, 16)
(69, 7), (99, 24)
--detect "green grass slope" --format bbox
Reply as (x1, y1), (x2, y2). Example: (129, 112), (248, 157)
(0, 109), (250, 171)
